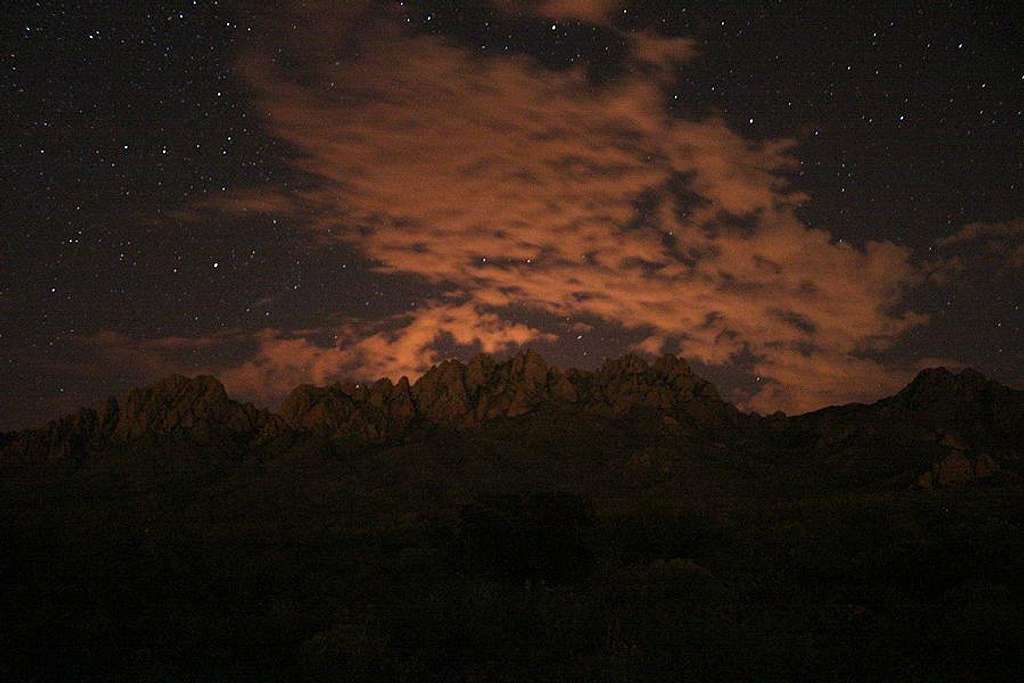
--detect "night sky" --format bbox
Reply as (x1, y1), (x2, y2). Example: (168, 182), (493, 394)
(4, 0), (1023, 430)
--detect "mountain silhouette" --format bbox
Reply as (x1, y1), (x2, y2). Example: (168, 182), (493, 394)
(4, 352), (1021, 491)
(3, 353), (1024, 680)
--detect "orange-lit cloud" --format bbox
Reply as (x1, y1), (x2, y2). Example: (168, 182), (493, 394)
(492, 0), (624, 24)
(218, 302), (553, 404)
(180, 4), (932, 414)
(78, 302), (551, 408)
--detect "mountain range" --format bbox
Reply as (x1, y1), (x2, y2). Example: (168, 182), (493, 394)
(4, 351), (1024, 679)
(4, 351), (1021, 491)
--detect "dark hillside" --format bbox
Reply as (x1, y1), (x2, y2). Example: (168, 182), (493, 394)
(2, 356), (1023, 680)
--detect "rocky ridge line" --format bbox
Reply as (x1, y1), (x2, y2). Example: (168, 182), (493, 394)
(280, 350), (737, 440)
(2, 351), (733, 458)
(3, 355), (1022, 492)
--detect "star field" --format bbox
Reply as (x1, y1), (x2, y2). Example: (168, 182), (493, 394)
(2, 0), (1022, 429)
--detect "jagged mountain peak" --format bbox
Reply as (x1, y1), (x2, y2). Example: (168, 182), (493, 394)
(277, 350), (727, 437)
(7, 355), (1019, 480)
(115, 373), (268, 439)
(0, 351), (733, 457)
(2, 373), (285, 460)
(597, 352), (652, 373)
(157, 372), (225, 390)
(892, 366), (1016, 416)
(901, 366), (992, 395)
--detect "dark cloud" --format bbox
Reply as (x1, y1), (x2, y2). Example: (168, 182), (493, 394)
(936, 219), (1024, 271)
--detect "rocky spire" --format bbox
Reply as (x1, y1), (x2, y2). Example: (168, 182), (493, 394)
(273, 350), (735, 438)
(114, 374), (278, 440)
(3, 375), (283, 460)
(280, 375), (416, 440)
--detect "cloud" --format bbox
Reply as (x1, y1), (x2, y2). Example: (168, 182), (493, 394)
(492, 0), (624, 24)
(925, 218), (1024, 286)
(79, 302), (553, 407)
(183, 4), (930, 414)
(935, 219), (1024, 270)
(79, 330), (231, 378)
(219, 302), (553, 404)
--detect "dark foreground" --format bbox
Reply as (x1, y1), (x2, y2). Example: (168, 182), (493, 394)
(2, 357), (1023, 680)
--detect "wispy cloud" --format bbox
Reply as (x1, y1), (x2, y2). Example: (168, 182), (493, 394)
(493, 0), (624, 24)
(936, 219), (1024, 271)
